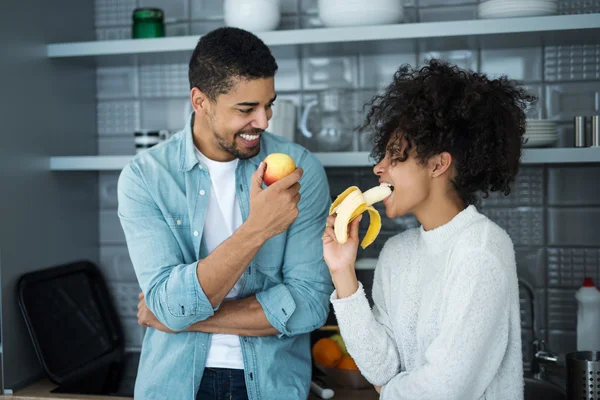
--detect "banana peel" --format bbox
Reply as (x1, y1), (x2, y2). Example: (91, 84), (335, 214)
(329, 185), (392, 249)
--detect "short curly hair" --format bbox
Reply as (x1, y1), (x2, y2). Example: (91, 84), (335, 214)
(189, 27), (278, 101)
(362, 59), (536, 205)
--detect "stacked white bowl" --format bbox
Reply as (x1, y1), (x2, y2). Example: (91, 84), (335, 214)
(478, 0), (557, 19)
(224, 0), (281, 32)
(318, 0), (404, 28)
(524, 119), (559, 148)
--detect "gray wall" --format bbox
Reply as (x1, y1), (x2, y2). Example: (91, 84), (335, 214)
(0, 0), (97, 392)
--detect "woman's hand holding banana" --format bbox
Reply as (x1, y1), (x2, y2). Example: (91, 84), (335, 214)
(322, 184), (392, 280)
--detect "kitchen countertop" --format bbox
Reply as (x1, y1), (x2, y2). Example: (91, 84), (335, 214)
(4, 380), (130, 400)
(308, 375), (379, 400)
(4, 378), (379, 400)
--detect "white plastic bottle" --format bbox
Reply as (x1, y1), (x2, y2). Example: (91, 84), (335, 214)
(576, 277), (600, 351)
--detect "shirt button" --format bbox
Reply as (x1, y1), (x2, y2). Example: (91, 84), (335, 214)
(199, 190), (206, 196)
(193, 231), (199, 237)
(176, 219), (182, 225)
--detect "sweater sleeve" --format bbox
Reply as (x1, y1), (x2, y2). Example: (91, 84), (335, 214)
(330, 258), (401, 386)
(380, 249), (510, 400)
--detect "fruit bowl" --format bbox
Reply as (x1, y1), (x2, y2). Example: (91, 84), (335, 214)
(314, 363), (372, 390)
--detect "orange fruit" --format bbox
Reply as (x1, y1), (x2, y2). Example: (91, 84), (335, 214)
(336, 354), (359, 371)
(312, 338), (343, 368)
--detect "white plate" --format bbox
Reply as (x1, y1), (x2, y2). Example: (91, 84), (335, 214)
(479, 9), (556, 18)
(524, 131), (559, 135)
(526, 126), (557, 131)
(481, 0), (557, 3)
(480, 4), (557, 11)
(526, 125), (557, 129)
(526, 133), (558, 137)
(524, 134), (559, 139)
(480, 6), (557, 13)
(526, 127), (557, 131)
(479, 3), (557, 18)
(526, 120), (557, 124)
(523, 136), (559, 148)
(480, 0), (557, 9)
(523, 133), (559, 137)
(480, 1), (557, 9)
(480, 6), (557, 14)
(525, 132), (558, 137)
(524, 131), (559, 136)
(525, 129), (558, 133)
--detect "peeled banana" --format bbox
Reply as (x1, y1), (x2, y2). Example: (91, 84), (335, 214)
(329, 184), (392, 249)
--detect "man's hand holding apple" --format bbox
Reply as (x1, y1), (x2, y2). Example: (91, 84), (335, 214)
(246, 154), (303, 241)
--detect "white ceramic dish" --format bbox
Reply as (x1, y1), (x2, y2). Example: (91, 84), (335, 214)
(478, 0), (557, 18)
(224, 0), (281, 32)
(479, 8), (556, 18)
(523, 135), (559, 147)
(318, 0), (404, 27)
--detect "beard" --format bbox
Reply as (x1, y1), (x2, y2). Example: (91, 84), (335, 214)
(212, 128), (263, 160)
(206, 111), (263, 160)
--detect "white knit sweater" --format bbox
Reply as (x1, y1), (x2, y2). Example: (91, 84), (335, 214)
(331, 205), (524, 400)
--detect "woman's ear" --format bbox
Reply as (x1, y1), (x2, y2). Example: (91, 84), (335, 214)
(430, 152), (453, 178)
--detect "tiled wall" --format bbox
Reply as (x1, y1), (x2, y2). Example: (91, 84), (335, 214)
(94, 0), (600, 369)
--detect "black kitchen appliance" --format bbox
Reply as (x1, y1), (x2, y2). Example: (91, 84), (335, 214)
(18, 260), (139, 397)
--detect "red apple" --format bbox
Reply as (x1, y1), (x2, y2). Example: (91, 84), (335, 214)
(263, 153), (296, 186)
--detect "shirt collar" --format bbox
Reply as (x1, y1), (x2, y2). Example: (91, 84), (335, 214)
(179, 112), (200, 172)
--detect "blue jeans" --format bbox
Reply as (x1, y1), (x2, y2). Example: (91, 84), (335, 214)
(196, 368), (248, 400)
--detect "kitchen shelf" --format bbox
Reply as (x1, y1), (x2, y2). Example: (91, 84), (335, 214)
(49, 148), (600, 170)
(47, 14), (600, 58)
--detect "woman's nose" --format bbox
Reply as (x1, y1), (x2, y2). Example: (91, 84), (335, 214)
(373, 158), (386, 176)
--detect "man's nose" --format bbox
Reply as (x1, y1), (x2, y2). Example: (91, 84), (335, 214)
(251, 109), (269, 130)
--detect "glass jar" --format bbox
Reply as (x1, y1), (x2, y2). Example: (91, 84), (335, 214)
(132, 8), (165, 39)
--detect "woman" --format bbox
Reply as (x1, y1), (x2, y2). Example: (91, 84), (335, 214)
(322, 59), (534, 400)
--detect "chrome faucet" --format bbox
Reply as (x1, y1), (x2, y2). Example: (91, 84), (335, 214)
(518, 278), (561, 381)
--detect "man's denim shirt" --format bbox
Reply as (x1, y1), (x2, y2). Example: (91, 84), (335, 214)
(117, 114), (333, 400)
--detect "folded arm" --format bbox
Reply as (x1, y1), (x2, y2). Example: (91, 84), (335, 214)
(138, 291), (278, 335)
(118, 163), (266, 331)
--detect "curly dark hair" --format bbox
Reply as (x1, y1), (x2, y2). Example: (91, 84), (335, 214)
(361, 59), (536, 205)
(189, 27), (278, 101)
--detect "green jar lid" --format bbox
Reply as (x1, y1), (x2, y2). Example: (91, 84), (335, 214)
(132, 8), (164, 21)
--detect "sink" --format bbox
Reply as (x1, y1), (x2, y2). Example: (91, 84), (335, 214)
(524, 378), (566, 400)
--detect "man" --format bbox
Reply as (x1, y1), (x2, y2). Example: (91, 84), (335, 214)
(118, 27), (333, 400)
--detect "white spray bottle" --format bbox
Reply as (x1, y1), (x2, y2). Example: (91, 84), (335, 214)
(576, 277), (600, 351)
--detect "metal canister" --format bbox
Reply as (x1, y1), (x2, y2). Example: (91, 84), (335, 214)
(592, 116), (599, 147)
(132, 8), (165, 39)
(574, 116), (587, 147)
(566, 351), (600, 399)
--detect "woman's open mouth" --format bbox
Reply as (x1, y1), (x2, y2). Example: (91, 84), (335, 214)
(380, 182), (394, 203)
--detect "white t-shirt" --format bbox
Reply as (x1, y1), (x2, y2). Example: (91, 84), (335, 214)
(195, 147), (245, 369)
